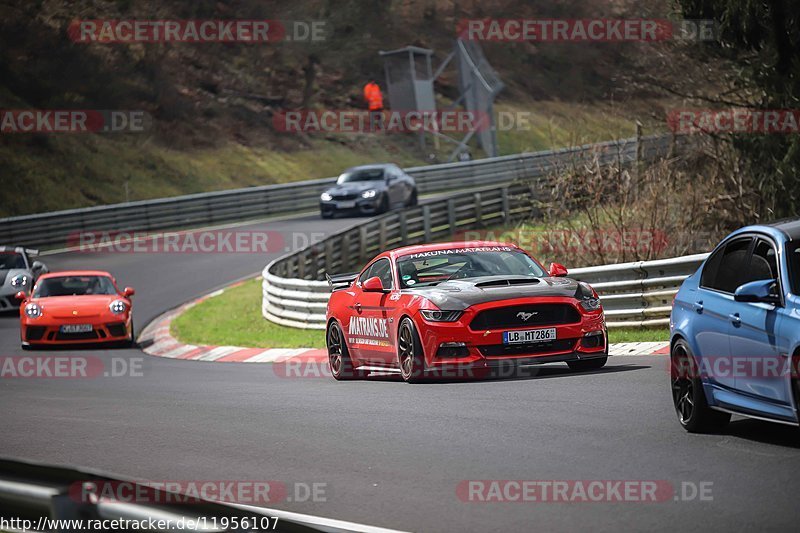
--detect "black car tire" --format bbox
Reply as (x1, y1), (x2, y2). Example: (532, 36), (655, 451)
(398, 317), (426, 383)
(321, 210), (334, 219)
(671, 338), (731, 433)
(407, 190), (418, 207)
(327, 321), (367, 380)
(379, 195), (390, 214)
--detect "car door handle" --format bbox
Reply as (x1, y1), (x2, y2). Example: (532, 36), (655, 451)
(355, 303), (362, 314)
(729, 313), (741, 326)
(693, 301), (703, 313)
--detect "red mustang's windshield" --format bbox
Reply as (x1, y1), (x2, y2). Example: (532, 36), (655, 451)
(396, 248), (546, 288)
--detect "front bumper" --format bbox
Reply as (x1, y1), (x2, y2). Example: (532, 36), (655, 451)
(0, 286), (25, 311)
(414, 298), (607, 369)
(320, 197), (382, 216)
(20, 317), (132, 345)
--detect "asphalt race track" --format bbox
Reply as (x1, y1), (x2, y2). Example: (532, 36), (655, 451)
(2, 210), (800, 532)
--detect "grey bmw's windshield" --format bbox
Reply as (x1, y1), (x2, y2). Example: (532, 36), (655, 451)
(0, 252), (25, 269)
(337, 168), (385, 184)
(396, 248), (547, 289)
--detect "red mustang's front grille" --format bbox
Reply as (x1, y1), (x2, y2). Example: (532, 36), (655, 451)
(470, 304), (581, 330)
(478, 338), (577, 357)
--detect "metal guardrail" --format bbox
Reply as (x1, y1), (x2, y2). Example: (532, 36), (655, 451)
(260, 133), (702, 330)
(263, 233), (708, 330)
(262, 182), (536, 329)
(0, 458), (307, 532)
(0, 134), (678, 249)
(569, 253), (709, 327)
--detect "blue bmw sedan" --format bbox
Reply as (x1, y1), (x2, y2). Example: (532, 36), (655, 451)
(670, 218), (800, 432)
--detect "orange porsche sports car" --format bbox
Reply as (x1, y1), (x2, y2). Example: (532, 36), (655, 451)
(17, 270), (135, 349)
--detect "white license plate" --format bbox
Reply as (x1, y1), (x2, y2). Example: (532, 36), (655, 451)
(503, 328), (557, 344)
(337, 201), (357, 209)
(60, 324), (93, 333)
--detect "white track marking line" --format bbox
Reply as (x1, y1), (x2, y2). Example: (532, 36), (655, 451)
(158, 344), (199, 359)
(609, 342), (668, 356)
(244, 348), (309, 363)
(227, 502), (410, 533)
(194, 346), (240, 361)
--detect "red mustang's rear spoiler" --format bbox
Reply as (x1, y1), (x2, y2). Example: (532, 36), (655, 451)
(326, 272), (358, 291)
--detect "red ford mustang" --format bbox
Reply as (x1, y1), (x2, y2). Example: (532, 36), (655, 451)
(325, 241), (608, 382)
(17, 270), (135, 349)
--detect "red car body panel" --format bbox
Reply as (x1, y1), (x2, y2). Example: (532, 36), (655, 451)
(19, 270), (133, 346)
(326, 241), (607, 374)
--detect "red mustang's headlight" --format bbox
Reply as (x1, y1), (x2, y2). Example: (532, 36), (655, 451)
(578, 282), (602, 311)
(420, 310), (463, 322)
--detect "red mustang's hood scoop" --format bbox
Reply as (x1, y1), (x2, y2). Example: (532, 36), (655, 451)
(409, 276), (580, 310)
(474, 277), (541, 288)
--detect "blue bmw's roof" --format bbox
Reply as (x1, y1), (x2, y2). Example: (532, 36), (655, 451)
(767, 218), (800, 240)
(727, 219), (800, 242)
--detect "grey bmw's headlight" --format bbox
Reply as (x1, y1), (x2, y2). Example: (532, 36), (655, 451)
(361, 189), (377, 199)
(420, 310), (463, 322)
(320, 192), (333, 201)
(25, 303), (42, 318)
(11, 274), (29, 287)
(109, 300), (127, 314)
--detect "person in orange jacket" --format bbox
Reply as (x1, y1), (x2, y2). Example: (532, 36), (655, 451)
(363, 79), (384, 111)
(363, 79), (384, 132)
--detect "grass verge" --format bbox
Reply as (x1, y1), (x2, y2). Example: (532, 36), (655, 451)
(171, 278), (326, 349)
(608, 327), (670, 344)
(171, 278), (670, 350)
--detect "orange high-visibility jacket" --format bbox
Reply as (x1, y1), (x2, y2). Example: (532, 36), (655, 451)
(363, 82), (384, 111)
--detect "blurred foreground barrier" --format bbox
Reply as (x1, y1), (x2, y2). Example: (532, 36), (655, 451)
(0, 457), (401, 533)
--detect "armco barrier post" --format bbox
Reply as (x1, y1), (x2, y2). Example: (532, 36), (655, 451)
(423, 205), (432, 241)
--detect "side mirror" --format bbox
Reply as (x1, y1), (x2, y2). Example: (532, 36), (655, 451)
(123, 287), (135, 297)
(362, 276), (387, 293)
(734, 279), (780, 305)
(32, 261), (47, 274)
(14, 291), (27, 301)
(548, 262), (568, 277)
